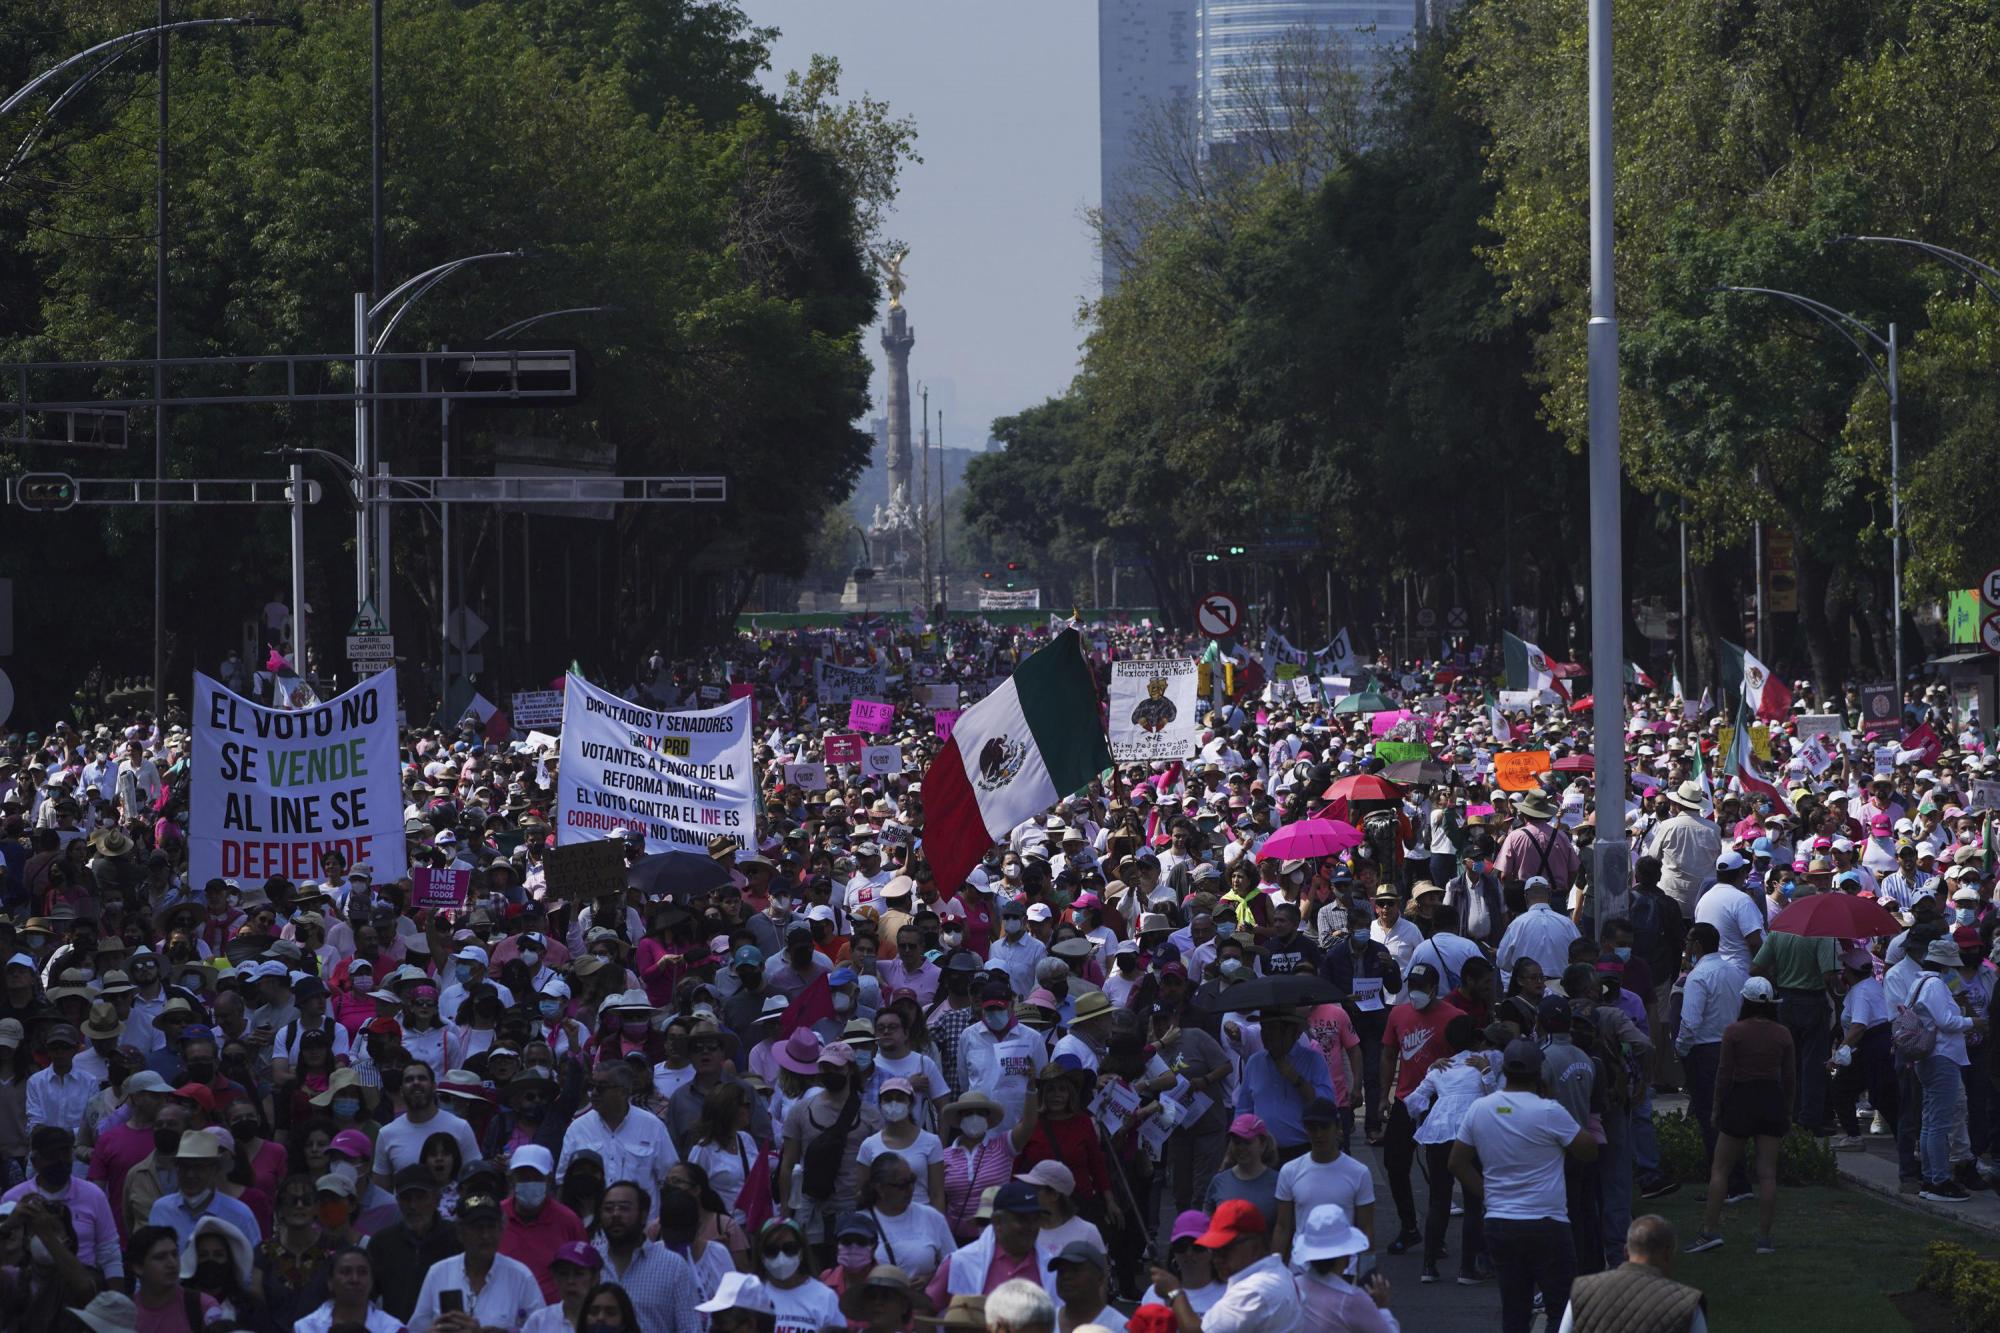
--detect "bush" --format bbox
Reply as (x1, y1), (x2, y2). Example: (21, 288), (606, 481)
(1918, 1242), (2000, 1332)
(1649, 1108), (1836, 1186)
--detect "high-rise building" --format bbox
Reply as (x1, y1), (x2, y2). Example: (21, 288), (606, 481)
(1098, 0), (1197, 291)
(1195, 0), (1422, 148)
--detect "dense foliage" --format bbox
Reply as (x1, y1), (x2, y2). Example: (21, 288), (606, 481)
(0, 0), (912, 711)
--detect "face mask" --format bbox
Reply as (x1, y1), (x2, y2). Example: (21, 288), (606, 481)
(853, 1050), (875, 1073)
(1408, 991), (1433, 1009)
(882, 1101), (909, 1122)
(1003, 865), (1021, 881)
(513, 1180), (548, 1209)
(1613, 946), (1632, 961)
(621, 1020), (649, 1039)
(838, 1242), (875, 1269)
(35, 1159), (71, 1191)
(1075, 912), (1094, 929)
(193, 1259), (232, 1290)
(332, 1098), (361, 1119)
(983, 1010), (1010, 1033)
(764, 1251), (801, 1280)
(521, 950), (540, 968)
(185, 1061), (216, 1084)
(942, 930), (964, 948)
(832, 993), (853, 1014)
(455, 964), (475, 985)
(1004, 919), (1024, 936)
(1215, 922), (1236, 939)
(1959, 908), (1978, 925)
(540, 998), (563, 1018)
(959, 1114), (990, 1138)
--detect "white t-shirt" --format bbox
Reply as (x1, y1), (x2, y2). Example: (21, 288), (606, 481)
(1039, 1214), (1105, 1253)
(868, 1049), (948, 1122)
(857, 1130), (945, 1206)
(1454, 1090), (1580, 1222)
(407, 1252), (543, 1333)
(766, 1275), (846, 1333)
(372, 1107), (480, 1180)
(865, 1201), (958, 1281)
(1274, 1152), (1374, 1225)
(686, 1131), (758, 1220)
(1693, 885), (1765, 968)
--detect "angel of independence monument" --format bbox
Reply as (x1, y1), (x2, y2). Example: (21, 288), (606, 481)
(843, 249), (927, 611)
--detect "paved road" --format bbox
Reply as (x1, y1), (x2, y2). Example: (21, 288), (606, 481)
(1352, 1136), (1513, 1331)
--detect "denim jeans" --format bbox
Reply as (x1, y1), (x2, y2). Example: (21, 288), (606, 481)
(1898, 1058), (1925, 1180)
(1632, 1084), (1660, 1178)
(1486, 1216), (1576, 1333)
(1600, 1104), (1633, 1262)
(1920, 1053), (1965, 1184)
(1778, 989), (1832, 1129)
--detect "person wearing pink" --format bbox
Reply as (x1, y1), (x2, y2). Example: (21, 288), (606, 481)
(89, 1072), (173, 1231)
(6, 1125), (124, 1279)
(499, 1145), (588, 1304)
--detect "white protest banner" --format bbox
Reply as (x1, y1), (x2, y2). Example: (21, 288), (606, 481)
(913, 683), (959, 711)
(1796, 713), (1845, 747)
(1796, 733), (1835, 776)
(1290, 676), (1315, 704)
(815, 660), (882, 707)
(860, 744), (904, 776)
(557, 673), (754, 854)
(191, 672), (406, 887)
(1108, 658), (1199, 762)
(511, 690), (564, 730)
(1322, 675), (1351, 700)
(781, 762), (829, 791)
(1969, 780), (2000, 814)
(1499, 689), (1538, 711)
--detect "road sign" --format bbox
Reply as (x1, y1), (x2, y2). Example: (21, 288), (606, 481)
(447, 607), (488, 652)
(347, 634), (396, 662)
(1983, 567), (2000, 608)
(1195, 592), (1242, 638)
(1983, 614), (2000, 656)
(349, 599), (387, 635)
(1446, 606), (1469, 630)
(1416, 607), (1438, 629)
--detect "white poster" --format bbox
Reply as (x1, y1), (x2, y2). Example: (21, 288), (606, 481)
(861, 744), (904, 776)
(1968, 780), (2000, 814)
(913, 683), (960, 711)
(1795, 713), (1845, 747)
(781, 762), (829, 791)
(557, 673), (755, 853)
(1109, 658), (1199, 762)
(512, 690), (565, 730)
(190, 672), (406, 888)
(815, 660), (883, 707)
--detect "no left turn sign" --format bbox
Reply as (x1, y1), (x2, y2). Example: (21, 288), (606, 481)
(1195, 592), (1242, 638)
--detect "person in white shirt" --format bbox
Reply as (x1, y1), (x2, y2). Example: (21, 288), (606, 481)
(957, 990), (1048, 1135)
(1829, 947), (1893, 1152)
(1912, 937), (1984, 1201)
(1450, 1039), (1597, 1333)
(1494, 877), (1581, 991)
(407, 1193), (543, 1333)
(556, 1061), (679, 1201)
(1145, 1197), (1303, 1333)
(370, 1063), (481, 1181)
(1271, 1099), (1375, 1261)
(987, 902), (1047, 999)
(1368, 885), (1424, 1002)
(1693, 854), (1765, 969)
(1673, 924), (1744, 1194)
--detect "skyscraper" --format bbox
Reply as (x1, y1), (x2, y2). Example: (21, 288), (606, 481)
(1098, 0), (1197, 291)
(1196, 0), (1423, 147)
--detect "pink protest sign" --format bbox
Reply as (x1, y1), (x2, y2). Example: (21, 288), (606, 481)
(850, 699), (895, 734)
(1370, 709), (1413, 737)
(728, 681), (757, 727)
(413, 867), (470, 910)
(824, 732), (865, 764)
(934, 709), (961, 740)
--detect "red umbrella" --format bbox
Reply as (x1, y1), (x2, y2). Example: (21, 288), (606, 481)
(1322, 773), (1403, 803)
(1256, 817), (1364, 861)
(1552, 755), (1594, 773)
(1769, 893), (1903, 939)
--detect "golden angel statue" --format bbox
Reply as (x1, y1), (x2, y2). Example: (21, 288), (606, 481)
(874, 247), (909, 309)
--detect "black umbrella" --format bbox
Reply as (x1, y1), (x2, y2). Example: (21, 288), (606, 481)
(1196, 972), (1343, 1014)
(626, 851), (731, 901)
(1384, 758), (1453, 786)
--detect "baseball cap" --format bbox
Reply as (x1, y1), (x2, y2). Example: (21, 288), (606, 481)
(1227, 1113), (1266, 1140)
(696, 1272), (776, 1316)
(991, 1181), (1042, 1215)
(551, 1241), (602, 1272)
(1195, 1199), (1266, 1248)
(1501, 1038), (1545, 1076)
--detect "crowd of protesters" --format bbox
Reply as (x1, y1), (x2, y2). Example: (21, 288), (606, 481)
(4, 613), (1981, 1331)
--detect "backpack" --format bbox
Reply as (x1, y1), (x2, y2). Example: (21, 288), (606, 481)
(800, 1091), (862, 1200)
(1892, 975), (1940, 1061)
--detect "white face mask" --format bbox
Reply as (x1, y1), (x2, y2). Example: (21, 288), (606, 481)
(959, 1114), (990, 1138)
(1408, 991), (1433, 1009)
(983, 1010), (1010, 1033)
(1004, 919), (1024, 936)
(943, 931), (964, 948)
(764, 1251), (801, 1281)
(882, 1102), (910, 1123)
(832, 994), (853, 1014)
(513, 1180), (548, 1209)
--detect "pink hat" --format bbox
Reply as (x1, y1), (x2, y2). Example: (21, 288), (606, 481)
(1071, 892), (1102, 910)
(1027, 987), (1060, 1010)
(776, 1028), (823, 1075)
(1871, 813), (1893, 835)
(818, 1040), (855, 1068)
(1171, 1209), (1211, 1244)
(1228, 1113), (1267, 1140)
(1016, 1160), (1076, 1195)
(880, 1077), (915, 1099)
(328, 1128), (374, 1161)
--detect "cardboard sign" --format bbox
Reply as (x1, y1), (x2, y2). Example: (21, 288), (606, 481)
(849, 699), (895, 735)
(413, 866), (471, 910)
(780, 762), (828, 791)
(878, 819), (913, 846)
(913, 683), (959, 711)
(510, 690), (564, 730)
(1416, 694), (1447, 714)
(861, 744), (904, 776)
(824, 733), (865, 764)
(1374, 741), (1431, 764)
(1498, 689), (1537, 711)
(1969, 779), (2000, 814)
(1109, 658), (1200, 762)
(541, 839), (627, 903)
(1494, 749), (1553, 791)
(696, 684), (723, 705)
(815, 660), (883, 707)
(1795, 713), (1844, 747)
(933, 709), (961, 741)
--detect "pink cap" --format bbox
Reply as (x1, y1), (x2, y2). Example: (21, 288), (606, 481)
(1871, 813), (1893, 835)
(1072, 892), (1102, 909)
(1228, 1113), (1267, 1140)
(818, 1040), (855, 1068)
(1171, 1209), (1211, 1243)
(328, 1128), (373, 1160)
(880, 1076), (915, 1098)
(1027, 987), (1060, 1010)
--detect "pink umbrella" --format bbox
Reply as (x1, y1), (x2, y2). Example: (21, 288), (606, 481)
(1256, 817), (1364, 861)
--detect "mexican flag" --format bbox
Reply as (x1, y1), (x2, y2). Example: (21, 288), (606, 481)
(923, 628), (1112, 891)
(1626, 661), (1656, 690)
(1719, 640), (1793, 723)
(1504, 632), (1566, 703)
(1720, 703), (1793, 815)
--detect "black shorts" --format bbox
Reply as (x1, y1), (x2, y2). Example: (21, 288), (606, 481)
(1718, 1079), (1788, 1140)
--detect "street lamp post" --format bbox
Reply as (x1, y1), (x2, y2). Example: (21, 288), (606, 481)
(1586, 0), (1628, 920)
(1712, 285), (1900, 693)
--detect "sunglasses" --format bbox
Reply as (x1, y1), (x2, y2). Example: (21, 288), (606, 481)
(768, 1242), (803, 1257)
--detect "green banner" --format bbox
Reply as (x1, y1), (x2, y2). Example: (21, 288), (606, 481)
(1374, 741), (1431, 764)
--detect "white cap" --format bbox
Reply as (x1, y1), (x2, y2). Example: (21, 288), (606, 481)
(509, 1144), (555, 1177)
(1741, 976), (1775, 1003)
(1025, 903), (1053, 922)
(1716, 850), (1747, 872)
(454, 945), (490, 967)
(696, 1272), (775, 1316)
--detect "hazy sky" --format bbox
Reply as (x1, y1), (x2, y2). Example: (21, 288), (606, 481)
(742, 1), (1100, 447)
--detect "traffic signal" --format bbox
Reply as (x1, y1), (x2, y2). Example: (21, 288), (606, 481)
(1006, 561), (1023, 572)
(981, 570), (994, 581)
(1201, 551), (1221, 563)
(1227, 544), (1248, 557)
(15, 473), (76, 512)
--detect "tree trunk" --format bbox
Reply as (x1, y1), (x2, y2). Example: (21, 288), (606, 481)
(1794, 544), (1839, 698)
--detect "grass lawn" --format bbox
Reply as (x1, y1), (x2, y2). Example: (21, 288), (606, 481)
(1648, 1184), (1999, 1331)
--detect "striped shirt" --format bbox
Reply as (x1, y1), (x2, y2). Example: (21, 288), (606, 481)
(940, 1135), (1017, 1240)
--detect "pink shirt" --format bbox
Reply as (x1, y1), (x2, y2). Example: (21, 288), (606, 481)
(87, 1122), (155, 1231)
(2, 1177), (122, 1275)
(940, 1136), (1017, 1240)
